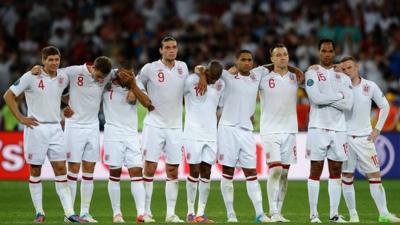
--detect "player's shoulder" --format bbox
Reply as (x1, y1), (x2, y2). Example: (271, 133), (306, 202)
(251, 66), (269, 75)
(187, 73), (200, 83)
(361, 78), (379, 89)
(214, 78), (225, 90)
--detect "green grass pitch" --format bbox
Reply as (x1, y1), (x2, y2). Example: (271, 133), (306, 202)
(0, 180), (399, 224)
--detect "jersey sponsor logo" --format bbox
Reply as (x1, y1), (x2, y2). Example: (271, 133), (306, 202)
(13, 79), (20, 86)
(306, 79), (314, 86)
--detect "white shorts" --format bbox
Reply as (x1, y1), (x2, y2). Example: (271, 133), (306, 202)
(217, 125), (256, 169)
(141, 125), (182, 165)
(306, 128), (348, 162)
(183, 139), (217, 165)
(103, 138), (143, 168)
(342, 136), (380, 174)
(65, 126), (100, 163)
(24, 123), (65, 165)
(262, 133), (297, 165)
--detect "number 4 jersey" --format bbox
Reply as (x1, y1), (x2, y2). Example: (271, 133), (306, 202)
(9, 70), (69, 123)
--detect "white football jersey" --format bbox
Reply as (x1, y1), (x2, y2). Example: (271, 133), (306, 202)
(345, 78), (389, 136)
(183, 74), (225, 141)
(305, 66), (353, 131)
(9, 70), (69, 123)
(102, 82), (141, 141)
(259, 70), (298, 134)
(219, 66), (267, 131)
(63, 64), (113, 128)
(137, 60), (188, 129)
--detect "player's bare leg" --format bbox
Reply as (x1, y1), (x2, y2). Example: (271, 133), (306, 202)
(342, 172), (358, 222)
(186, 164), (200, 222)
(128, 167), (146, 222)
(220, 166), (236, 222)
(243, 168), (269, 223)
(195, 162), (214, 223)
(51, 161), (75, 219)
(80, 161), (97, 222)
(308, 160), (323, 222)
(143, 160), (157, 222)
(29, 164), (45, 222)
(165, 163), (183, 222)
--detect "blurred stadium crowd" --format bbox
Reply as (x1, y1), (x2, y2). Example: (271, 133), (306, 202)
(1, 0), (400, 131)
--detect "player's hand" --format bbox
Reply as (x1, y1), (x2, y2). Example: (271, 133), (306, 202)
(116, 69), (134, 86)
(20, 116), (39, 128)
(368, 128), (380, 142)
(31, 65), (42, 75)
(194, 65), (205, 74)
(197, 72), (207, 95)
(308, 64), (319, 71)
(63, 106), (74, 118)
(293, 68), (305, 84)
(228, 66), (238, 74)
(126, 90), (137, 103)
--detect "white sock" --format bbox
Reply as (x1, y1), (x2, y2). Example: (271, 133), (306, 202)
(143, 175), (153, 216)
(197, 178), (210, 217)
(186, 176), (198, 215)
(80, 172), (94, 216)
(166, 179), (179, 216)
(369, 178), (390, 216)
(308, 177), (320, 217)
(67, 172), (78, 207)
(108, 177), (121, 216)
(221, 174), (235, 216)
(267, 165), (282, 215)
(55, 175), (74, 217)
(131, 177), (146, 216)
(328, 178), (342, 218)
(29, 176), (44, 214)
(342, 176), (357, 215)
(246, 176), (264, 217)
(277, 168), (289, 214)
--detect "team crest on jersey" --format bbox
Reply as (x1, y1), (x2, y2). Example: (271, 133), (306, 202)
(335, 73), (341, 80)
(58, 77), (64, 85)
(249, 73), (257, 81)
(177, 67), (183, 75)
(289, 73), (295, 81)
(216, 82), (223, 91)
(28, 153), (33, 160)
(363, 84), (370, 95)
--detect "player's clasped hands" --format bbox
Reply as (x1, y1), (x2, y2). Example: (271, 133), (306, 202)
(63, 106), (74, 118)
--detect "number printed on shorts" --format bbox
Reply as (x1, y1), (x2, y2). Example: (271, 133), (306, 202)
(38, 79), (45, 90)
(158, 72), (165, 82)
(77, 75), (84, 86)
(342, 143), (348, 154)
(371, 154), (380, 167)
(268, 79), (275, 88)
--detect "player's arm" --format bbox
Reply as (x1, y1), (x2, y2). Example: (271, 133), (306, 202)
(124, 71), (154, 111)
(369, 83), (390, 141)
(305, 70), (343, 105)
(330, 77), (354, 111)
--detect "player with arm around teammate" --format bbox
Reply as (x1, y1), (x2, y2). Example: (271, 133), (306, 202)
(339, 56), (400, 223)
(3, 46), (84, 223)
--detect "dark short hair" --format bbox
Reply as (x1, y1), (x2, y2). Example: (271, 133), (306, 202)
(235, 49), (252, 59)
(160, 36), (177, 48)
(318, 39), (335, 50)
(340, 55), (357, 63)
(269, 43), (287, 56)
(207, 60), (223, 75)
(94, 56), (112, 75)
(41, 46), (60, 60)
